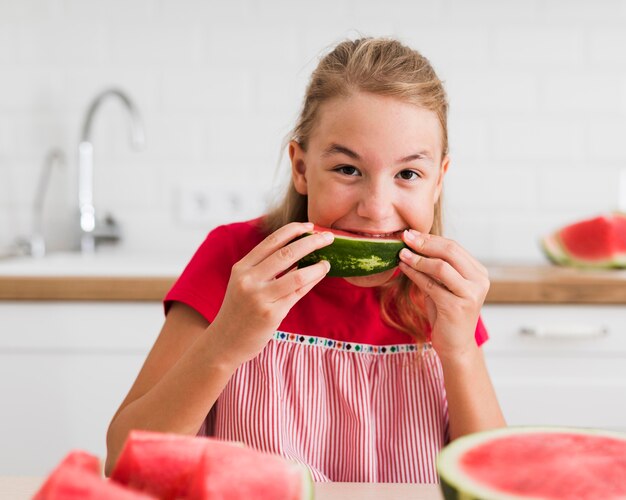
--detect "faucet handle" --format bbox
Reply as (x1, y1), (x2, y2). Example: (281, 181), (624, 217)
(92, 212), (122, 244)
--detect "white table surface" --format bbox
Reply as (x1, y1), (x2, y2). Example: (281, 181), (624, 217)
(1, 476), (444, 500)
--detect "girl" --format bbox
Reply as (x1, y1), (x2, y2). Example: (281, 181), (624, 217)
(106, 37), (505, 483)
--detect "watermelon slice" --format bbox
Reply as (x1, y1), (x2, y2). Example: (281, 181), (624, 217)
(437, 426), (626, 500)
(33, 451), (155, 500)
(188, 440), (313, 500)
(110, 430), (313, 500)
(298, 224), (406, 277)
(542, 212), (626, 268)
(110, 430), (209, 499)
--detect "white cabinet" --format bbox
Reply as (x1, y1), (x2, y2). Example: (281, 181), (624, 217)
(0, 303), (163, 475)
(481, 305), (626, 432)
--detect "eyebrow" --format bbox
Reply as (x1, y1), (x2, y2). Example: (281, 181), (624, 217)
(322, 143), (432, 164)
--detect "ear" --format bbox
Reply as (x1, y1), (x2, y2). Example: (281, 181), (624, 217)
(434, 154), (450, 203)
(289, 140), (308, 195)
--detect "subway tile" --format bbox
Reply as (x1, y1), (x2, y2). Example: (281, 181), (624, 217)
(541, 0), (624, 21)
(540, 73), (621, 113)
(0, 24), (18, 64)
(160, 0), (250, 26)
(446, 70), (539, 113)
(0, 116), (15, 157)
(442, 0), (540, 22)
(589, 29), (626, 66)
(64, 0), (157, 21)
(493, 26), (584, 67)
(0, 69), (65, 112)
(490, 118), (585, 162)
(250, 70), (305, 116)
(537, 166), (619, 211)
(442, 206), (495, 262)
(205, 23), (300, 68)
(19, 21), (108, 66)
(445, 164), (538, 210)
(447, 115), (489, 161)
(64, 67), (159, 112)
(491, 211), (556, 263)
(399, 27), (490, 67)
(586, 119), (626, 161)
(107, 20), (204, 66)
(161, 68), (249, 113)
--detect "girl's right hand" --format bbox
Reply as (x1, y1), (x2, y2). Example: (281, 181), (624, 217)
(209, 222), (333, 367)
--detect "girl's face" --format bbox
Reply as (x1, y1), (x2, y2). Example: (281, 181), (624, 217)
(290, 91), (449, 287)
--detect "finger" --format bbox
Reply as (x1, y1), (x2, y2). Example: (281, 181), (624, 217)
(399, 248), (467, 297)
(402, 230), (485, 280)
(256, 230), (334, 279)
(270, 260), (331, 302)
(398, 261), (451, 303)
(242, 222), (314, 267)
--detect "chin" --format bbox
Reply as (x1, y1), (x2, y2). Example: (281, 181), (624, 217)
(343, 268), (398, 287)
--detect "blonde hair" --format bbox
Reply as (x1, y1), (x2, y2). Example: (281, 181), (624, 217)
(263, 37), (448, 343)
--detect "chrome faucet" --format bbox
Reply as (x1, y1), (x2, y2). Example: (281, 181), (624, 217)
(78, 88), (145, 253)
(10, 149), (65, 259)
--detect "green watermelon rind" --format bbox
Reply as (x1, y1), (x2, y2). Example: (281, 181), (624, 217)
(298, 464), (314, 500)
(436, 426), (626, 500)
(297, 231), (406, 277)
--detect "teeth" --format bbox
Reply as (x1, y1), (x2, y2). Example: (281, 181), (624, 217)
(355, 232), (396, 238)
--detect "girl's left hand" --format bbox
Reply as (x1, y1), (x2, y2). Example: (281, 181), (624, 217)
(399, 229), (490, 360)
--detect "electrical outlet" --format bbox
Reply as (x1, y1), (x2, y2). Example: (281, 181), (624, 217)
(176, 184), (268, 226)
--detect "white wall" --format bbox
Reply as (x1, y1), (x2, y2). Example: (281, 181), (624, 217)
(2, 0), (626, 262)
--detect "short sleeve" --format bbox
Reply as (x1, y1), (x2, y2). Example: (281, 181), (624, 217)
(164, 224), (238, 323)
(475, 315), (489, 347)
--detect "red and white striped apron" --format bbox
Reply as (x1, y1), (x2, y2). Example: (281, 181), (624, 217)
(200, 332), (448, 483)
(199, 331), (449, 483)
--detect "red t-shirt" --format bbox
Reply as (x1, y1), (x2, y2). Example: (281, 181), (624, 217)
(165, 218), (488, 347)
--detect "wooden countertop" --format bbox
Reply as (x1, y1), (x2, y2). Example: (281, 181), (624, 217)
(3, 477), (443, 500)
(0, 265), (625, 304)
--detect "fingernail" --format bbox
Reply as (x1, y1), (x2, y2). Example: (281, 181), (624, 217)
(403, 229), (414, 241)
(400, 248), (413, 260)
(304, 222), (314, 229)
(322, 231), (334, 242)
(411, 230), (424, 246)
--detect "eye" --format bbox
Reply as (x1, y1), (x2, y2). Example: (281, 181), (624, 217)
(334, 165), (361, 176)
(397, 169), (420, 181)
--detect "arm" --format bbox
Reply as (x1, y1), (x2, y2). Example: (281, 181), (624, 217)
(439, 346), (506, 440)
(105, 222), (333, 475)
(399, 230), (506, 439)
(105, 301), (238, 476)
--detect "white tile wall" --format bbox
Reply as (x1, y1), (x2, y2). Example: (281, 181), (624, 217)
(1, 0), (626, 263)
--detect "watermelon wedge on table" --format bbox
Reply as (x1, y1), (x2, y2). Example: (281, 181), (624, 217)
(110, 430), (208, 499)
(33, 451), (155, 500)
(542, 212), (626, 268)
(437, 426), (626, 500)
(188, 437), (313, 500)
(297, 224), (407, 277)
(111, 430), (313, 500)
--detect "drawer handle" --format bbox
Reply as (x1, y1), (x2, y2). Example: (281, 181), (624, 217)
(519, 325), (609, 339)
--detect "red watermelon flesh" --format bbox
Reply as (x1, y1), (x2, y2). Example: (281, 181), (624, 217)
(110, 430), (208, 499)
(34, 451), (101, 499)
(188, 441), (310, 500)
(437, 427), (626, 500)
(33, 458), (155, 500)
(543, 212), (626, 268)
(461, 433), (626, 499)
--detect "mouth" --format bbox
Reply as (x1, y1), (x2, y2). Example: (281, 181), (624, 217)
(339, 229), (406, 239)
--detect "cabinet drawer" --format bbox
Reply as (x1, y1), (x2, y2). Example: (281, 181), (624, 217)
(481, 305), (626, 356)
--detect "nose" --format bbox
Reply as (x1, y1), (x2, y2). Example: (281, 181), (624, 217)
(356, 179), (395, 222)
